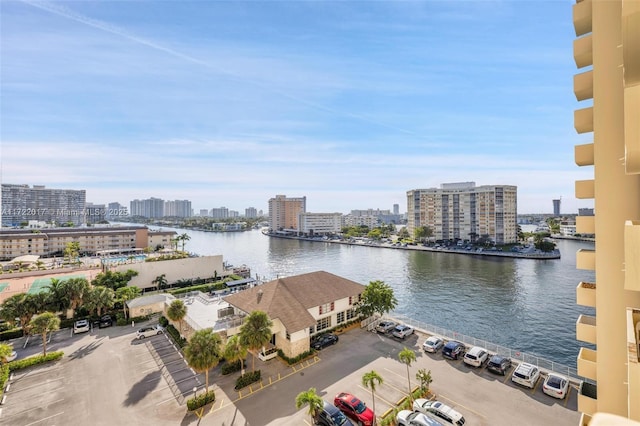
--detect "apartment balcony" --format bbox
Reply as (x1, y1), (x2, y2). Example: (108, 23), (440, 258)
(622, 1), (640, 85)
(577, 347), (597, 381)
(577, 314), (597, 344)
(574, 34), (593, 69)
(574, 107), (594, 134)
(625, 84), (640, 174)
(576, 281), (596, 308)
(574, 70), (593, 101)
(576, 216), (595, 235)
(575, 143), (594, 166)
(576, 179), (595, 199)
(578, 382), (597, 417)
(625, 221), (640, 291)
(577, 249), (595, 271)
(573, 0), (592, 37)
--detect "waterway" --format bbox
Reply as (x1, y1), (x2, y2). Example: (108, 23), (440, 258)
(149, 225), (596, 367)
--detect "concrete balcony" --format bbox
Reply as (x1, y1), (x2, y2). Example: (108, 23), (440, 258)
(576, 216), (595, 235)
(576, 179), (595, 199)
(577, 347), (597, 381)
(624, 85), (640, 174)
(573, 0), (592, 37)
(574, 107), (594, 134)
(577, 314), (597, 344)
(574, 70), (593, 101)
(574, 34), (593, 69)
(577, 249), (595, 271)
(622, 1), (640, 85)
(575, 143), (594, 166)
(576, 281), (596, 308)
(578, 381), (597, 416)
(625, 221), (640, 291)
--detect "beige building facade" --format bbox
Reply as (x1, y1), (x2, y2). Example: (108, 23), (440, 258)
(572, 0), (640, 424)
(268, 194), (306, 231)
(406, 182), (517, 244)
(297, 212), (343, 236)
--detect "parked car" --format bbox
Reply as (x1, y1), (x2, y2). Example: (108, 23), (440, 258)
(316, 400), (354, 426)
(422, 336), (444, 354)
(486, 355), (512, 375)
(542, 373), (570, 399)
(312, 333), (339, 350)
(391, 324), (414, 339)
(442, 341), (465, 360)
(98, 315), (113, 328)
(413, 400), (465, 425)
(375, 320), (396, 334)
(463, 346), (488, 368)
(136, 324), (164, 339)
(511, 362), (541, 389)
(333, 392), (374, 426)
(73, 319), (90, 334)
(396, 410), (444, 426)
(4, 350), (17, 363)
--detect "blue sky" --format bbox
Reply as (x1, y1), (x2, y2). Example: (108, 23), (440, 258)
(0, 0), (592, 214)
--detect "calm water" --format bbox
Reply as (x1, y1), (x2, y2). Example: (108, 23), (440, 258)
(153, 226), (595, 367)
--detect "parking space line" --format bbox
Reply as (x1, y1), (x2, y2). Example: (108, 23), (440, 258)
(437, 393), (488, 419)
(383, 367), (408, 382)
(503, 371), (513, 383)
(0, 398), (65, 421)
(564, 386), (572, 407)
(24, 411), (64, 426)
(356, 384), (397, 409)
(9, 376), (65, 393)
(380, 380), (410, 397)
(11, 366), (63, 381)
(531, 377), (541, 394)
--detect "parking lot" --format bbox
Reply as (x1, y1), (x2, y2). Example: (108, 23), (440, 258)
(0, 320), (204, 426)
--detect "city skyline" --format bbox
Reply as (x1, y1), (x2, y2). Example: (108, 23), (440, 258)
(1, 1), (593, 214)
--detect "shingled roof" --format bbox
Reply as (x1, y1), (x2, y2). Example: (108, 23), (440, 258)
(223, 271), (365, 332)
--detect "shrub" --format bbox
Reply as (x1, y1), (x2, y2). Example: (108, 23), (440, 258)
(0, 364), (9, 394)
(186, 389), (216, 411)
(158, 316), (169, 327)
(165, 324), (186, 348)
(7, 351), (64, 371)
(0, 328), (24, 341)
(234, 370), (261, 390)
(129, 314), (152, 323)
(116, 318), (127, 326)
(221, 360), (245, 375)
(277, 348), (316, 365)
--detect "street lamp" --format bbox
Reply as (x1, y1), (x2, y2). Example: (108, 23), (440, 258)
(193, 386), (197, 399)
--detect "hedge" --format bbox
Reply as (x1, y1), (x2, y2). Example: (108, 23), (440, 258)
(165, 324), (186, 348)
(168, 282), (227, 296)
(0, 328), (24, 341)
(221, 360), (245, 375)
(234, 370), (261, 390)
(277, 348), (316, 365)
(186, 390), (216, 411)
(158, 316), (169, 327)
(0, 351), (64, 397)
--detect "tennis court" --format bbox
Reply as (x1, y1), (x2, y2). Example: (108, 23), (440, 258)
(0, 283), (8, 294)
(27, 274), (86, 294)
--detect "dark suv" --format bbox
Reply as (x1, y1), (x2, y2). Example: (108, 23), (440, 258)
(98, 315), (113, 328)
(316, 400), (354, 426)
(442, 341), (465, 360)
(487, 354), (512, 375)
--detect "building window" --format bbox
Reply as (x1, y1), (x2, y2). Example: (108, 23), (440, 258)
(318, 302), (335, 315)
(346, 308), (357, 321)
(316, 317), (331, 332)
(309, 325), (315, 335)
(286, 332), (290, 341)
(337, 311), (345, 324)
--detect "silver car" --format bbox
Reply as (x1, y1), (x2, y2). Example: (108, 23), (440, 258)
(392, 324), (414, 339)
(136, 325), (164, 339)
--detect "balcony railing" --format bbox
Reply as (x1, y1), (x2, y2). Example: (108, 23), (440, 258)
(577, 347), (597, 381)
(576, 281), (596, 308)
(577, 314), (597, 345)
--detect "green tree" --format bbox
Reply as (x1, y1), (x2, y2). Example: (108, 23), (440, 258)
(399, 347), (416, 402)
(362, 370), (383, 426)
(0, 343), (14, 364)
(86, 286), (115, 317)
(416, 368), (433, 393)
(0, 293), (40, 335)
(398, 227), (410, 239)
(29, 312), (60, 356)
(223, 335), (248, 376)
(64, 241), (81, 264)
(179, 233), (191, 252)
(46, 278), (69, 312)
(167, 299), (187, 334)
(91, 269), (139, 290)
(367, 229), (382, 240)
(152, 274), (168, 290)
(414, 226), (433, 243)
(239, 310), (273, 372)
(63, 277), (91, 318)
(356, 280), (398, 318)
(115, 286), (141, 319)
(184, 329), (221, 392)
(295, 387), (323, 425)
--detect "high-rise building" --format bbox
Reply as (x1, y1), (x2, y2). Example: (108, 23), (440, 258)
(199, 209), (209, 217)
(298, 212), (342, 235)
(572, 1), (640, 423)
(579, 208), (595, 217)
(164, 200), (192, 218)
(107, 202), (127, 220)
(553, 199), (561, 216)
(1, 184), (86, 227)
(245, 207), (258, 218)
(268, 194), (306, 231)
(130, 197), (164, 218)
(210, 207), (229, 219)
(406, 182), (517, 244)
(84, 203), (106, 224)
(393, 204), (399, 215)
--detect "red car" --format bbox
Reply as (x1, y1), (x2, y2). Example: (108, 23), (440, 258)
(333, 392), (374, 426)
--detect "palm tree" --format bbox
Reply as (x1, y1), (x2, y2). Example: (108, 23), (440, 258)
(0, 343), (13, 364)
(63, 277), (91, 318)
(295, 387), (323, 425)
(179, 233), (191, 252)
(399, 347), (416, 402)
(152, 274), (168, 290)
(46, 278), (69, 313)
(362, 370), (383, 425)
(87, 286), (115, 317)
(223, 335), (248, 376)
(239, 310), (273, 372)
(29, 312), (60, 356)
(115, 286), (141, 319)
(166, 299), (187, 334)
(416, 369), (433, 394)
(0, 293), (37, 335)
(183, 329), (222, 392)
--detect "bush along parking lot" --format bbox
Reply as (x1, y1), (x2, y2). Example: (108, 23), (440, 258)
(187, 390), (216, 411)
(378, 385), (432, 426)
(0, 351), (64, 398)
(277, 348), (316, 365)
(234, 370), (261, 390)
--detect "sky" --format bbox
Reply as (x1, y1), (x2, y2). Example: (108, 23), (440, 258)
(0, 0), (593, 215)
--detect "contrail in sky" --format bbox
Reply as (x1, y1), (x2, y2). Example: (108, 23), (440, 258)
(21, 0), (421, 137)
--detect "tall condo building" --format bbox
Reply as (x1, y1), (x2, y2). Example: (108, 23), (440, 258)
(406, 182), (517, 245)
(130, 198), (164, 218)
(572, 0), (640, 423)
(245, 207), (258, 218)
(268, 194), (306, 231)
(164, 200), (192, 218)
(553, 198), (562, 216)
(210, 207), (229, 219)
(1, 184), (86, 227)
